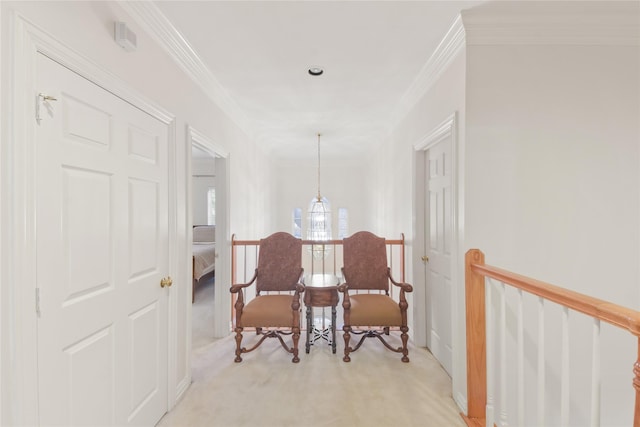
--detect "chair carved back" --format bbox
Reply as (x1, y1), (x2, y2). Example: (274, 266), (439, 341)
(342, 231), (389, 292)
(256, 232), (302, 293)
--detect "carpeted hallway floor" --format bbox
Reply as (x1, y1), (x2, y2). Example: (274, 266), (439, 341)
(157, 276), (466, 427)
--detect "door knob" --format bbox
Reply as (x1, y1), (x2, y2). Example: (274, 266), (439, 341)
(421, 255), (429, 262)
(160, 276), (173, 288)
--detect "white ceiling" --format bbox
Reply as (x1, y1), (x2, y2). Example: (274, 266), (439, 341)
(153, 1), (484, 161)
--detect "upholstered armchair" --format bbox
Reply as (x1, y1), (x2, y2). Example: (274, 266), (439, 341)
(229, 232), (304, 363)
(340, 231), (413, 362)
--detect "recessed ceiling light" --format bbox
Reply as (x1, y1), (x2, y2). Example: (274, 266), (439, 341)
(308, 66), (324, 76)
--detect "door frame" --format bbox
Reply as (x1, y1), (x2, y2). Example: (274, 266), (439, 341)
(186, 126), (230, 341)
(2, 14), (177, 424)
(412, 112), (465, 408)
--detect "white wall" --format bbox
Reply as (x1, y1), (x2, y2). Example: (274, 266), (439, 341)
(465, 45), (639, 301)
(0, 1), (274, 425)
(466, 44), (639, 426)
(462, 2), (640, 425)
(273, 158), (368, 238)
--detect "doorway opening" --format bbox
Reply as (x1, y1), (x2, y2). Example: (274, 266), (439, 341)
(188, 127), (230, 356)
(191, 144), (217, 347)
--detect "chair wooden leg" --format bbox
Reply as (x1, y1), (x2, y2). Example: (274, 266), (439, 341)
(400, 325), (410, 363)
(292, 326), (300, 363)
(343, 326), (352, 362)
(331, 305), (337, 354)
(305, 306), (312, 354)
(234, 327), (243, 363)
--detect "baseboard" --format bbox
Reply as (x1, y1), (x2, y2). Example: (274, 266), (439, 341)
(454, 391), (468, 414)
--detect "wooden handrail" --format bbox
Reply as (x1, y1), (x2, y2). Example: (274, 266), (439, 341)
(464, 248), (640, 427)
(232, 238), (405, 246)
(471, 262), (640, 336)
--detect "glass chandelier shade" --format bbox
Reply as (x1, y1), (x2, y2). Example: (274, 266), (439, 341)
(307, 196), (331, 241)
(307, 134), (331, 259)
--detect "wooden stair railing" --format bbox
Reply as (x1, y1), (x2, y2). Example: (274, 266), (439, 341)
(463, 249), (640, 427)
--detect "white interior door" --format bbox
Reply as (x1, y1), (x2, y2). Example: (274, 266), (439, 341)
(424, 137), (453, 375)
(35, 53), (169, 426)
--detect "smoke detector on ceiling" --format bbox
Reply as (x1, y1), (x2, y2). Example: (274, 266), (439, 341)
(114, 22), (137, 52)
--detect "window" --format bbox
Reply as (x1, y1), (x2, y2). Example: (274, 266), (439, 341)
(207, 187), (216, 225)
(292, 207), (302, 238)
(338, 207), (348, 238)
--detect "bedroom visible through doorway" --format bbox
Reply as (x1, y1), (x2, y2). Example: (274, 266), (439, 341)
(191, 147), (217, 302)
(191, 144), (217, 346)
(188, 128), (230, 359)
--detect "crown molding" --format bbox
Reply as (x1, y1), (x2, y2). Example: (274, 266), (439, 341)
(118, 1), (254, 138)
(413, 113), (456, 152)
(189, 125), (228, 158)
(391, 14), (465, 128)
(461, 1), (640, 46)
(390, 1), (639, 129)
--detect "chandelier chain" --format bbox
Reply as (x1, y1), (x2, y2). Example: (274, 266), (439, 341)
(317, 133), (321, 201)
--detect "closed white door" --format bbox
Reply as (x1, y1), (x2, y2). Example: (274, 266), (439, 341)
(424, 137), (453, 375)
(35, 53), (169, 426)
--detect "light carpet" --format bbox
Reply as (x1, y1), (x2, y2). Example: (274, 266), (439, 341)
(158, 276), (465, 427)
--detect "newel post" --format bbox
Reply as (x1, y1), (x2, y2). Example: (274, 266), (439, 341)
(465, 249), (487, 421)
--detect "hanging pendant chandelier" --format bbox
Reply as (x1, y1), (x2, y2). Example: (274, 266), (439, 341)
(307, 133), (331, 259)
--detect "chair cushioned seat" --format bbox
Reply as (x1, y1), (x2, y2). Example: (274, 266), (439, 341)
(241, 295), (295, 327)
(349, 294), (401, 326)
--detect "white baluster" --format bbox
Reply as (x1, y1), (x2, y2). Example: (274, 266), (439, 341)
(590, 318), (601, 427)
(486, 278), (495, 427)
(499, 281), (509, 426)
(537, 297), (545, 426)
(561, 306), (570, 426)
(517, 289), (524, 426)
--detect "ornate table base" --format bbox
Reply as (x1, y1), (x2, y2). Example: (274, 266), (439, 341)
(306, 306), (337, 354)
(303, 274), (340, 354)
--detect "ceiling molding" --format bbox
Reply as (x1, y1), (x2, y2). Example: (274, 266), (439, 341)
(189, 125), (228, 158)
(118, 1), (254, 138)
(391, 14), (465, 129)
(390, 1), (638, 130)
(413, 113), (456, 152)
(461, 1), (640, 46)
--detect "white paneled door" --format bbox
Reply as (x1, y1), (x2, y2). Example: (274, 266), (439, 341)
(424, 137), (453, 375)
(35, 53), (169, 426)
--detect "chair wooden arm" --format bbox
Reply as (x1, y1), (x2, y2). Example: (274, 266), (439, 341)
(388, 268), (413, 293)
(290, 268), (305, 305)
(338, 268), (349, 293)
(229, 269), (258, 294)
(338, 280), (351, 314)
(295, 268), (305, 293)
(291, 284), (305, 312)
